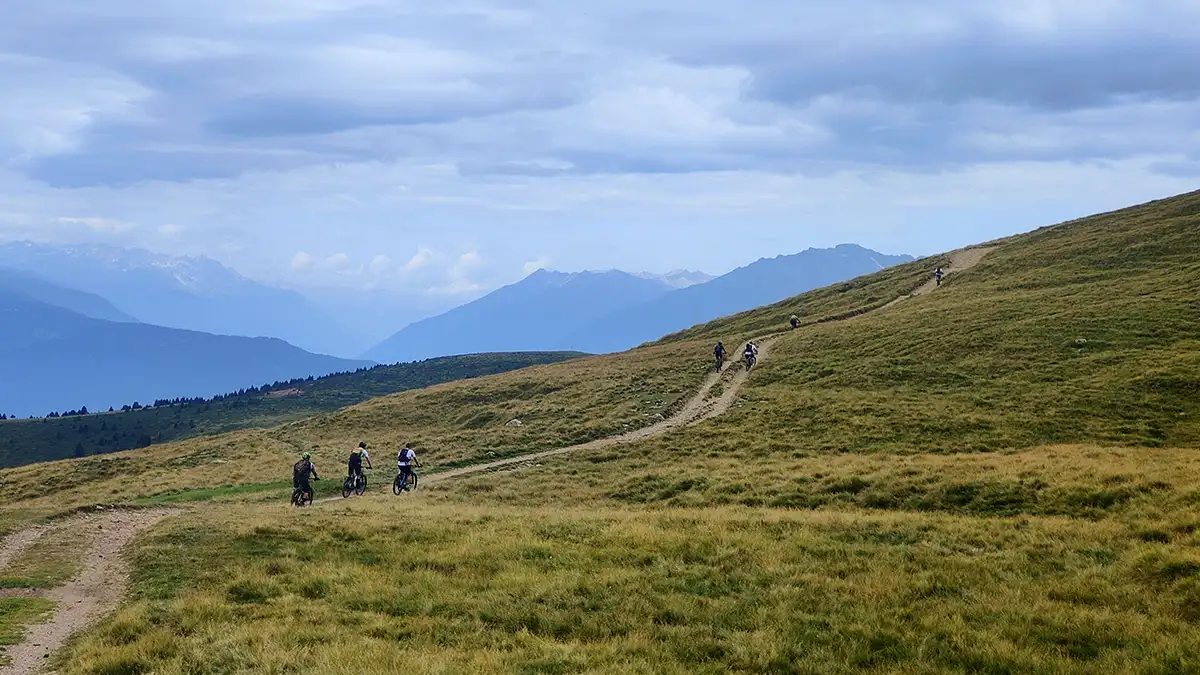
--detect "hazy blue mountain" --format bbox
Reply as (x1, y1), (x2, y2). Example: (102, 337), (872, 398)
(0, 242), (357, 357)
(564, 244), (915, 353)
(0, 266), (138, 323)
(634, 269), (715, 289)
(365, 270), (672, 362)
(299, 286), (466, 357)
(0, 291), (370, 418)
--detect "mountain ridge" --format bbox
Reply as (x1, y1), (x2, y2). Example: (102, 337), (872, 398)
(0, 291), (371, 417)
(364, 268), (670, 362)
(0, 242), (360, 356)
(365, 243), (913, 360)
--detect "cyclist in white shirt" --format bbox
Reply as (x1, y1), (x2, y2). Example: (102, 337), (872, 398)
(396, 443), (421, 490)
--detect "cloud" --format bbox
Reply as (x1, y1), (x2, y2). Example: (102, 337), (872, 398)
(455, 250), (482, 269)
(2, 0), (1199, 297)
(56, 216), (135, 234)
(427, 249), (487, 295)
(291, 251), (315, 270)
(158, 223), (185, 237)
(400, 247), (434, 273)
(368, 254), (391, 275)
(323, 252), (352, 271)
(523, 255), (552, 276)
(0, 54), (150, 163)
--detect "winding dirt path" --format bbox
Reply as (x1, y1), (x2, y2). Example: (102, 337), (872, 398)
(880, 246), (996, 310)
(427, 349), (763, 483)
(423, 246), (994, 484)
(0, 510), (172, 675)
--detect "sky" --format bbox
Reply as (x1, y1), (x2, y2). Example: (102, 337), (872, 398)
(1, 0), (1198, 296)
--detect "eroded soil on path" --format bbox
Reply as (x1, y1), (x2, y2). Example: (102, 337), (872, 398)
(0, 509), (172, 675)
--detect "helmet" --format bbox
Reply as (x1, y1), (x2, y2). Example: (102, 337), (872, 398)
(359, 441), (367, 449)
(302, 451), (311, 459)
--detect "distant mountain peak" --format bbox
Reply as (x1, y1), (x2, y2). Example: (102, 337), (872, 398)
(635, 269), (716, 289)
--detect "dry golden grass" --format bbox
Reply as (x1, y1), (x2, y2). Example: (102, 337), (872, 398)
(8, 191), (1200, 674)
(53, 501), (1200, 674)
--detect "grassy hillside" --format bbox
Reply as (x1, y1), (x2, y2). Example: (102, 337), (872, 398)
(0, 352), (582, 469)
(4, 191), (1200, 674)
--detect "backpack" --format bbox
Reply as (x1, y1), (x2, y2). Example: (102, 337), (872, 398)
(293, 459), (310, 477)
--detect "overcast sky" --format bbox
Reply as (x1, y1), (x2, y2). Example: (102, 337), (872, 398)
(1, 0), (1198, 295)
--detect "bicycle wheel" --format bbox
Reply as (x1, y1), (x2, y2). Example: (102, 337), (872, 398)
(392, 474), (403, 495)
(291, 489), (301, 506)
(355, 474), (367, 496)
(408, 473), (418, 492)
(342, 477), (353, 499)
(302, 490), (313, 507)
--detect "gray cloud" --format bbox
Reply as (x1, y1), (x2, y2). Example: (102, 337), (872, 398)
(4, 0), (1200, 186)
(2, 0), (1199, 293)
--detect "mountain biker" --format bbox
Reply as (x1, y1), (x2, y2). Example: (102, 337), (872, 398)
(293, 451), (320, 498)
(744, 342), (758, 367)
(714, 342), (727, 370)
(397, 443), (421, 489)
(789, 314), (800, 329)
(348, 442), (373, 484)
(934, 267), (945, 286)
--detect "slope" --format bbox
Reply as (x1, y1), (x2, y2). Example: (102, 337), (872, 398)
(0, 267), (136, 323)
(0, 293), (369, 418)
(439, 190), (1200, 509)
(365, 269), (672, 362)
(4, 191), (1200, 675)
(0, 352), (583, 469)
(563, 244), (914, 353)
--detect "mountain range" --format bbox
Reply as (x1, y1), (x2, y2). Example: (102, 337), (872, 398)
(1, 241), (913, 413)
(364, 269), (673, 362)
(365, 244), (914, 362)
(0, 269), (368, 417)
(564, 244), (914, 353)
(0, 242), (395, 357)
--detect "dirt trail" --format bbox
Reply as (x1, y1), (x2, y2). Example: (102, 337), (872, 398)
(875, 246), (995, 312)
(423, 246), (994, 485)
(0, 527), (49, 572)
(0, 510), (172, 675)
(428, 360), (742, 483)
(426, 338), (783, 483)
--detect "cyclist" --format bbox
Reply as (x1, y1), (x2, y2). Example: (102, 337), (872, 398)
(293, 451), (320, 499)
(714, 342), (727, 371)
(348, 441), (373, 485)
(744, 341), (758, 368)
(934, 267), (945, 286)
(789, 314), (800, 329)
(397, 443), (421, 491)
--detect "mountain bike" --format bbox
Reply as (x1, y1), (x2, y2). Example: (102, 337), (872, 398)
(715, 352), (725, 372)
(745, 352), (756, 370)
(393, 469), (418, 495)
(342, 471), (368, 498)
(291, 485), (313, 507)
